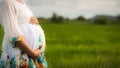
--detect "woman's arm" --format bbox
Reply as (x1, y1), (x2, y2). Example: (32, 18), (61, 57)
(15, 36), (41, 59)
(0, 0), (41, 59)
(16, 17), (40, 58)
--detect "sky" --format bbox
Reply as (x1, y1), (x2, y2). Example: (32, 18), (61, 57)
(25, 0), (120, 19)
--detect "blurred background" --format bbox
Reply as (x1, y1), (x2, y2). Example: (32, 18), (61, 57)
(0, 0), (120, 68)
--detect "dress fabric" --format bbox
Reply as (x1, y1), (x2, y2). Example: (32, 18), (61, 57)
(0, 0), (47, 68)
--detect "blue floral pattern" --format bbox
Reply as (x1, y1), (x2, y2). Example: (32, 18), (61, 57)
(0, 34), (48, 68)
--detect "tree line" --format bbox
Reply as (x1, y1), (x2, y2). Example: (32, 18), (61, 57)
(38, 13), (120, 24)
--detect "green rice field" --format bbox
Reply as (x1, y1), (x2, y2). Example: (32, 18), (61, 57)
(0, 22), (120, 68)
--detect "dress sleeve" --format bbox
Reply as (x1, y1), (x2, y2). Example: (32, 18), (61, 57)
(0, 0), (23, 41)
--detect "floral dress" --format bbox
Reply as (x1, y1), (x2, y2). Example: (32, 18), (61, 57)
(0, 0), (48, 68)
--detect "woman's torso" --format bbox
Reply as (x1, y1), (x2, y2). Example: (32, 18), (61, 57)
(14, 0), (46, 51)
(1, 0), (46, 60)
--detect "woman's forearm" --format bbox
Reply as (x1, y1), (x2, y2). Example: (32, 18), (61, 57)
(12, 16), (40, 59)
(15, 37), (41, 59)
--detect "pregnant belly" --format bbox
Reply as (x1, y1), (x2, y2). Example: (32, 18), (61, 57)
(19, 23), (44, 50)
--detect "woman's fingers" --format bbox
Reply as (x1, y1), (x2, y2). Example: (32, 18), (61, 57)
(33, 46), (43, 59)
(34, 49), (41, 59)
(29, 17), (39, 25)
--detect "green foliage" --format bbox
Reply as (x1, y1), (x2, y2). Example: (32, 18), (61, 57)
(76, 16), (86, 21)
(50, 13), (64, 23)
(51, 13), (58, 22)
(41, 23), (120, 68)
(58, 16), (64, 21)
(0, 25), (4, 56)
(116, 15), (120, 22)
(93, 17), (110, 25)
(39, 14), (120, 25)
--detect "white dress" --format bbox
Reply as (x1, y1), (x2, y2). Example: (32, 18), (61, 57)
(0, 0), (47, 68)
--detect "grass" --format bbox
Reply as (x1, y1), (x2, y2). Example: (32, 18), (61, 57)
(0, 22), (120, 68)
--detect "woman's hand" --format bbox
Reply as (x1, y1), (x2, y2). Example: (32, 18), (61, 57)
(33, 49), (41, 59)
(32, 46), (43, 59)
(29, 17), (39, 25)
(13, 36), (43, 59)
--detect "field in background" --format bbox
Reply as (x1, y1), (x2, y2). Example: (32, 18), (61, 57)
(0, 22), (120, 68)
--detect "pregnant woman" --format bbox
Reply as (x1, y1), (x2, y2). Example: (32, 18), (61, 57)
(0, 0), (48, 68)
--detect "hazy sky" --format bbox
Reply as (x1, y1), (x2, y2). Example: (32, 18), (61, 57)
(25, 0), (120, 19)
